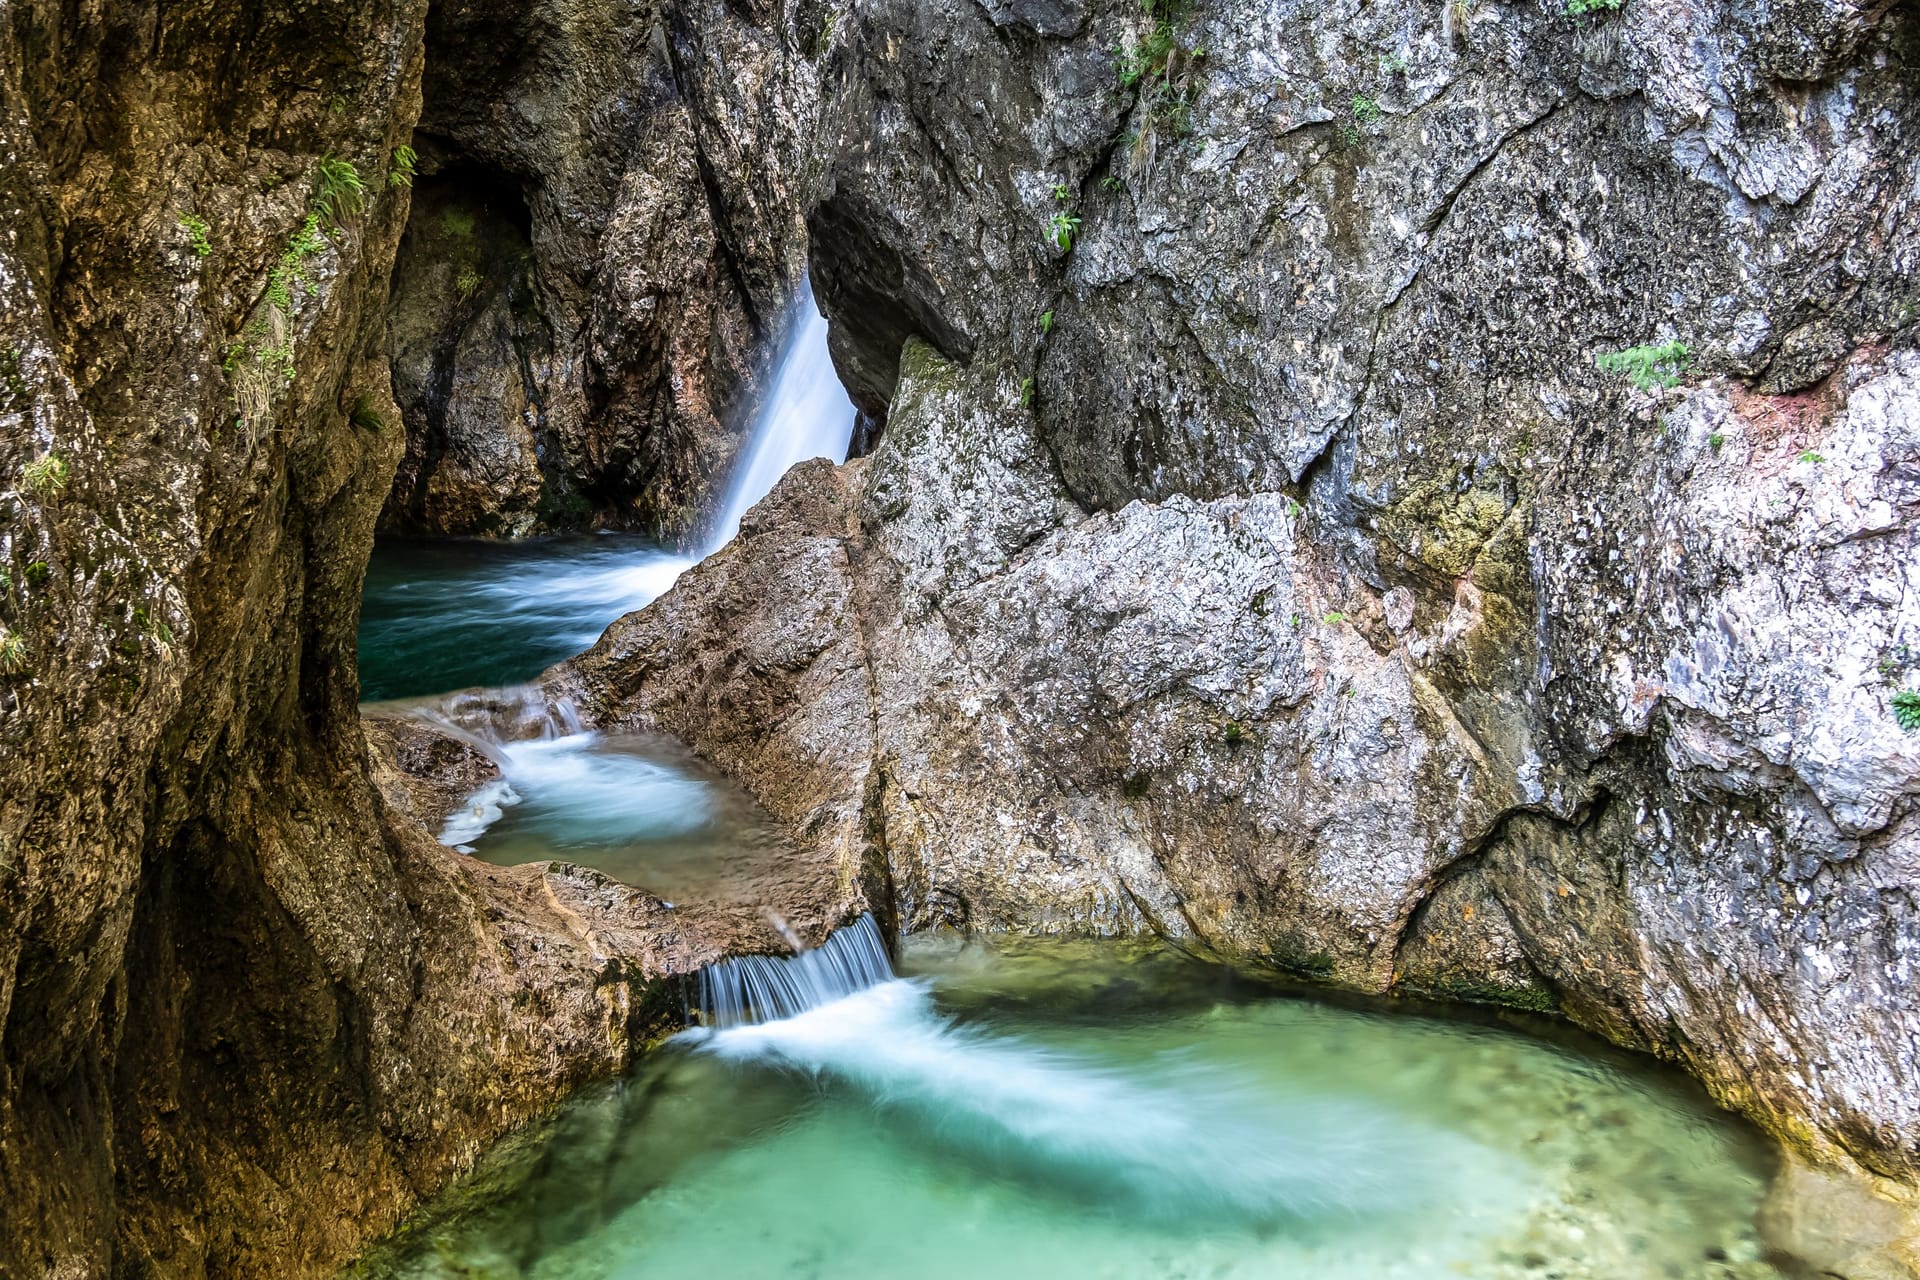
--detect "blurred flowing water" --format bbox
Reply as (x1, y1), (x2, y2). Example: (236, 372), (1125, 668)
(357, 535), (691, 703)
(358, 281), (852, 705)
(356, 936), (1787, 1280)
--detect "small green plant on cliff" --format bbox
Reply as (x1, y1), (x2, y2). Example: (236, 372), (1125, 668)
(267, 214), (329, 315)
(0, 627), (25, 675)
(1350, 94), (1383, 125)
(388, 144), (418, 189)
(1039, 310), (1055, 336)
(1050, 182), (1072, 201)
(1380, 51), (1410, 76)
(226, 160), (365, 431)
(349, 394), (388, 432)
(1797, 449), (1825, 465)
(1708, 431), (1725, 451)
(1048, 210), (1082, 252)
(441, 208), (478, 241)
(1879, 643), (1914, 683)
(132, 605), (176, 660)
(1114, 0), (1202, 158)
(1222, 720), (1248, 746)
(1565, 0), (1623, 14)
(455, 266), (485, 300)
(1019, 376), (1035, 408)
(177, 213), (212, 258)
(22, 453), (68, 498)
(1323, 610), (1346, 624)
(1595, 341), (1689, 391)
(0, 347), (26, 409)
(314, 156), (367, 225)
(1115, 20), (1177, 89)
(1893, 690), (1920, 733)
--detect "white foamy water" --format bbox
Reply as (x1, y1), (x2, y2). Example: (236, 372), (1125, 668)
(435, 730), (713, 853)
(688, 976), (1433, 1222)
(363, 277), (851, 704)
(359, 536), (692, 701)
(704, 280), (856, 551)
(363, 938), (1786, 1280)
(677, 916), (1445, 1223)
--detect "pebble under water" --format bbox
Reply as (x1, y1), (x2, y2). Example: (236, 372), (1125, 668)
(356, 937), (1785, 1280)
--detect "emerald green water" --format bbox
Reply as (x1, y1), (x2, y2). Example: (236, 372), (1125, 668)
(359, 937), (1784, 1280)
(358, 536), (690, 702)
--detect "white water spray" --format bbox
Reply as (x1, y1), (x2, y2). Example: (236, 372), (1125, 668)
(683, 917), (1430, 1222)
(423, 689), (713, 853)
(703, 279), (855, 552)
(424, 289), (852, 851)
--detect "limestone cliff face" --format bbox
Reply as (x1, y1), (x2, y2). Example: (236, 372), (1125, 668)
(0, 5), (815, 1276)
(557, 0), (1920, 1223)
(377, 0), (834, 538)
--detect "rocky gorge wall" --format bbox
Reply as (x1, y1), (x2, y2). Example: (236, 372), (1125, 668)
(1, 0), (1917, 1275)
(0, 2), (851, 1276)
(550, 0), (1920, 1262)
(377, 0), (834, 538)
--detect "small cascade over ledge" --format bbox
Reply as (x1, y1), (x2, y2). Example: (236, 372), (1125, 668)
(693, 914), (893, 1027)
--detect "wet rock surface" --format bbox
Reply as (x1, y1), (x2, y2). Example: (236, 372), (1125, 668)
(0, 4), (829, 1276)
(560, 0), (1920, 1238)
(380, 0), (836, 538)
(0, 0), (1917, 1274)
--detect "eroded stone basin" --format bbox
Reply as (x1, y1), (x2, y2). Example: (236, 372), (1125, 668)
(352, 936), (1785, 1280)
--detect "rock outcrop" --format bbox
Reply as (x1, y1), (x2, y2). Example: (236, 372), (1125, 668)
(2, 0), (1917, 1273)
(556, 0), (1920, 1233)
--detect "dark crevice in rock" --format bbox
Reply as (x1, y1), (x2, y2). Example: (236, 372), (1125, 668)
(808, 191), (978, 422)
(383, 162), (562, 536)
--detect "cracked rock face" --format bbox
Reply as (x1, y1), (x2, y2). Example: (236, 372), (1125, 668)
(379, 0), (835, 539)
(560, 0), (1920, 1233)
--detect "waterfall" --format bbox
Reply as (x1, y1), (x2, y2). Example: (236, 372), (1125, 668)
(703, 279), (855, 553)
(695, 913), (894, 1027)
(682, 922), (1426, 1221)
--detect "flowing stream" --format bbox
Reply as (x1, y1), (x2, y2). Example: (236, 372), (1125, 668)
(359, 279), (853, 704)
(356, 934), (1785, 1280)
(359, 284), (854, 898)
(354, 283), (1788, 1280)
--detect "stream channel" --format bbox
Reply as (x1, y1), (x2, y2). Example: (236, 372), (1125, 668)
(352, 289), (1789, 1280)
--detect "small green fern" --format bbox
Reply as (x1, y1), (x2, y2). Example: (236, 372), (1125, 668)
(314, 156), (366, 225)
(1596, 341), (1689, 391)
(0, 627), (25, 675)
(177, 214), (213, 258)
(389, 145), (418, 189)
(22, 453), (68, 498)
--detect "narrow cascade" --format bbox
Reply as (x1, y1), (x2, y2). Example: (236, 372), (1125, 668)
(682, 919), (1436, 1223)
(361, 277), (852, 705)
(703, 278), (856, 551)
(695, 914), (894, 1027)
